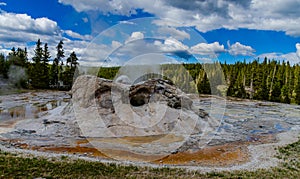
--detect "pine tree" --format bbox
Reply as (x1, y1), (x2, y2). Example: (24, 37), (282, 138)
(40, 43), (50, 88)
(0, 53), (9, 78)
(227, 72), (236, 97)
(236, 83), (247, 98)
(295, 83), (300, 105)
(65, 51), (77, 71)
(7, 47), (28, 67)
(50, 40), (65, 88)
(30, 39), (44, 88)
(197, 73), (211, 94)
(270, 80), (281, 102)
(256, 74), (269, 100)
(281, 85), (290, 104)
(7, 47), (16, 65)
(295, 68), (300, 104)
(63, 51), (79, 88)
(32, 39), (43, 64)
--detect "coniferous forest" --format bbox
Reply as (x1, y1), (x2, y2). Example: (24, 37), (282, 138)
(98, 59), (300, 105)
(1, 39), (300, 104)
(0, 39), (78, 90)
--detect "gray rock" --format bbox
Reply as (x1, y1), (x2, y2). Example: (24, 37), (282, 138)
(71, 75), (212, 154)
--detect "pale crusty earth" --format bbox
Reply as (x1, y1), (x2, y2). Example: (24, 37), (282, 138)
(0, 76), (299, 172)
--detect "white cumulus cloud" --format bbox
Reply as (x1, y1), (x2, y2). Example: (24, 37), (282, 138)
(0, 10), (99, 65)
(0, 11), (61, 48)
(111, 40), (122, 49)
(190, 42), (225, 56)
(153, 38), (189, 53)
(160, 37), (189, 52)
(157, 26), (190, 40)
(125, 31), (144, 44)
(64, 30), (92, 40)
(257, 43), (300, 65)
(228, 42), (255, 56)
(0, 12), (59, 36)
(296, 43), (300, 58)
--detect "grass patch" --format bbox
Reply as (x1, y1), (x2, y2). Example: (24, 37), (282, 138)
(0, 138), (299, 178)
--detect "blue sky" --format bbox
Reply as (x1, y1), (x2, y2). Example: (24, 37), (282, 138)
(0, 0), (300, 65)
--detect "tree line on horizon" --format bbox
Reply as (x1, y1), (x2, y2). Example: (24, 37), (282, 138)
(221, 59), (300, 104)
(98, 59), (300, 105)
(0, 39), (78, 90)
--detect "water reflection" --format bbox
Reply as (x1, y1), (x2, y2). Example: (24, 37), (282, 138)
(0, 99), (68, 122)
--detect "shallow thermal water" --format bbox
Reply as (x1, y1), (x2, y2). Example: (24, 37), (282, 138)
(0, 91), (70, 128)
(194, 96), (300, 145)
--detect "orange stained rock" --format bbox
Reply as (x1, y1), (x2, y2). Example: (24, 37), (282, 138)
(100, 148), (166, 162)
(153, 144), (249, 166)
(39, 146), (109, 158)
(3, 134), (277, 167)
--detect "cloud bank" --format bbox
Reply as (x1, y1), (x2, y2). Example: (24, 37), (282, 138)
(59, 0), (300, 37)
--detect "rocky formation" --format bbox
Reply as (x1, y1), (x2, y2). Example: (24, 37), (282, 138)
(72, 75), (212, 134)
(71, 75), (215, 156)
